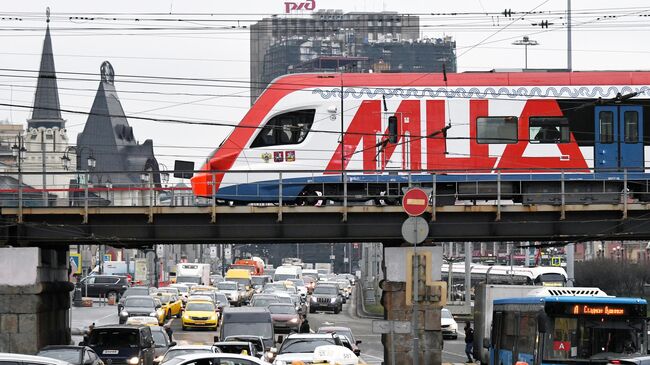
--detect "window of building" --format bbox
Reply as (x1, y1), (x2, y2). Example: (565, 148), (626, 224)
(529, 117), (570, 143)
(476, 116), (518, 144)
(250, 109), (316, 148)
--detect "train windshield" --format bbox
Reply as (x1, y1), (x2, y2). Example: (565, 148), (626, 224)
(250, 109), (315, 148)
(543, 317), (645, 361)
(537, 273), (567, 286)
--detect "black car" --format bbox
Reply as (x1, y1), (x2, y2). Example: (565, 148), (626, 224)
(309, 284), (342, 314)
(119, 295), (161, 324)
(77, 275), (129, 299)
(150, 326), (176, 364)
(37, 345), (104, 365)
(82, 325), (155, 365)
(118, 287), (154, 314)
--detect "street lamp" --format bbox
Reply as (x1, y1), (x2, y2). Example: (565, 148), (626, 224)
(512, 36), (539, 69)
(61, 146), (96, 206)
(12, 135), (27, 213)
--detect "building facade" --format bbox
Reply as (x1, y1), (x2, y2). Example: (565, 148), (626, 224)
(250, 9), (456, 104)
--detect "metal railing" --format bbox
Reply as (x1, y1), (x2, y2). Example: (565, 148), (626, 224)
(1, 167), (649, 223)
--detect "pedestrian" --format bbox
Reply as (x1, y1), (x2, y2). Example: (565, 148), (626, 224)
(464, 321), (474, 363)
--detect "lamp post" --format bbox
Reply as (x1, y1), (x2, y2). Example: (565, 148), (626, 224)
(12, 135), (27, 219)
(61, 146), (96, 206)
(512, 36), (539, 69)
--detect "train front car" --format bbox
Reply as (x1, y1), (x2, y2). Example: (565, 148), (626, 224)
(192, 71), (650, 205)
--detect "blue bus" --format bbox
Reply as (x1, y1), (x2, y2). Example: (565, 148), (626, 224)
(490, 292), (647, 365)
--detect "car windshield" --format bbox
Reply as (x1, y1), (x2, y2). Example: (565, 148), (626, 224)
(217, 283), (238, 291)
(268, 305), (296, 314)
(442, 310), (453, 319)
(186, 302), (215, 312)
(125, 297), (154, 308)
(171, 286), (188, 294)
(89, 329), (140, 347)
(223, 323), (273, 340)
(151, 329), (168, 347)
(288, 279), (305, 286)
(318, 329), (353, 342)
(161, 348), (212, 363)
(215, 294), (230, 306)
(229, 278), (250, 287)
(251, 298), (280, 307)
(252, 277), (267, 285)
(124, 288), (149, 297)
(274, 274), (296, 281)
(38, 349), (81, 363)
(313, 286), (338, 295)
(280, 338), (336, 354)
(275, 296), (293, 304)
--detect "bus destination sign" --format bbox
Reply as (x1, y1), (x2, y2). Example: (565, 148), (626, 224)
(572, 304), (625, 316)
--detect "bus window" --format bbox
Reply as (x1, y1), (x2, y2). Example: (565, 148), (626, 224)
(501, 312), (517, 350)
(517, 313), (537, 356)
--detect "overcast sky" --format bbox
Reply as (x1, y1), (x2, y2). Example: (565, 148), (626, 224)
(1, 0), (649, 171)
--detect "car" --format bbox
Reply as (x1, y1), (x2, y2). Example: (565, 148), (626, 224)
(302, 276), (317, 294)
(272, 333), (343, 365)
(311, 345), (359, 365)
(82, 325), (156, 365)
(118, 287), (154, 314)
(150, 326), (177, 364)
(214, 292), (230, 313)
(37, 345), (104, 365)
(251, 275), (272, 293)
(159, 345), (219, 365)
(182, 300), (218, 331)
(152, 297), (168, 325)
(267, 304), (303, 334)
(0, 353), (73, 365)
(119, 295), (164, 325)
(250, 294), (281, 308)
(441, 308), (458, 340)
(316, 327), (361, 356)
(155, 293), (183, 319)
(77, 275), (129, 300)
(217, 281), (244, 306)
(168, 284), (190, 305)
(223, 336), (267, 357)
(126, 316), (160, 327)
(168, 353), (271, 365)
(210, 274), (224, 285)
(309, 284), (342, 314)
(212, 341), (258, 358)
(286, 279), (308, 298)
(607, 356), (650, 365)
(156, 287), (180, 297)
(187, 294), (216, 304)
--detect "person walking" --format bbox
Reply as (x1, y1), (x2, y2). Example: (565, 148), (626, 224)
(464, 321), (475, 363)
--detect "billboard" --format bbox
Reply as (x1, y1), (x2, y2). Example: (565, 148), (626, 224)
(69, 253), (82, 275)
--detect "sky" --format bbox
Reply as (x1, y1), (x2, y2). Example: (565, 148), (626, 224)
(1, 0), (650, 172)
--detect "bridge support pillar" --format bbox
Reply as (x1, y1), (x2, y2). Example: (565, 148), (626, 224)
(382, 246), (446, 365)
(0, 247), (73, 354)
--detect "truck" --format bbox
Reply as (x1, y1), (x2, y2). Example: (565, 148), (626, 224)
(176, 263), (210, 286)
(91, 261), (135, 277)
(314, 263), (332, 276)
(231, 259), (264, 275)
(473, 284), (536, 364)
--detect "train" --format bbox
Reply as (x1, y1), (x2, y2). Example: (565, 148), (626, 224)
(191, 71), (650, 205)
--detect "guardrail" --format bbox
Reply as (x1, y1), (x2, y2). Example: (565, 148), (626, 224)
(1, 167), (649, 223)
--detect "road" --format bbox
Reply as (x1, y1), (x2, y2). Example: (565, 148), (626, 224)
(442, 327), (471, 364)
(70, 290), (384, 364)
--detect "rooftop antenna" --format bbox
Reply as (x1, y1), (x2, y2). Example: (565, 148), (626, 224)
(46, 7), (50, 23)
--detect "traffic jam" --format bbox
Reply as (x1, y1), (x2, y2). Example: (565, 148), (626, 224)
(47, 259), (363, 365)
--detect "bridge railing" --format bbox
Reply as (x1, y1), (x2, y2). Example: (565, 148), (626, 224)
(0, 168), (647, 215)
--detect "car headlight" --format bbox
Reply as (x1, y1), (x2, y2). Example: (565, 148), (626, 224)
(127, 357), (140, 365)
(310, 296), (317, 302)
(211, 314), (217, 320)
(330, 298), (337, 303)
(119, 311), (129, 318)
(289, 318), (299, 324)
(149, 312), (157, 317)
(274, 361), (286, 365)
(154, 356), (163, 364)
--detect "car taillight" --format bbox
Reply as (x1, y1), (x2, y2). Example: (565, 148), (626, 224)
(610, 361), (621, 365)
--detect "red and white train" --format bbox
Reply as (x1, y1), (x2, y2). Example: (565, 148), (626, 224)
(191, 71), (650, 205)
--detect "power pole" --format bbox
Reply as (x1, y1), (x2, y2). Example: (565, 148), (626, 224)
(567, 0), (572, 71)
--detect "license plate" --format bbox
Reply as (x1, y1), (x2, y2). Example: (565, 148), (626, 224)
(102, 350), (119, 355)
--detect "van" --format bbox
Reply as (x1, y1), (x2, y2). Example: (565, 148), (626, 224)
(273, 265), (302, 282)
(218, 307), (275, 350)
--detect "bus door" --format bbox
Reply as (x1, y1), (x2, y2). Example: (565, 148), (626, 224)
(594, 105), (643, 171)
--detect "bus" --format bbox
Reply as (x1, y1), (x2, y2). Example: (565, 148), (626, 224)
(442, 263), (567, 300)
(490, 287), (647, 365)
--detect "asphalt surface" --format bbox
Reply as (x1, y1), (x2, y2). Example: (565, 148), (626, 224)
(442, 327), (472, 364)
(70, 290), (384, 364)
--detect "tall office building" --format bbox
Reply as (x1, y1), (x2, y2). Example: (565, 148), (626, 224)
(250, 9), (456, 104)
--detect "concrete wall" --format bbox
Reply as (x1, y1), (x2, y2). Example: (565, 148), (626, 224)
(0, 247), (73, 354)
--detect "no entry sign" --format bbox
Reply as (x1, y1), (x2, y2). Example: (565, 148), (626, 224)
(402, 188), (429, 216)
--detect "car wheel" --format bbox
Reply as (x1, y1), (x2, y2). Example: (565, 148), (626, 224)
(334, 307), (340, 314)
(176, 311), (182, 319)
(166, 310), (171, 320)
(182, 325), (187, 331)
(309, 307), (316, 314)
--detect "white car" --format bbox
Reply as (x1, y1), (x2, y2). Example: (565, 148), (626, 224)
(0, 353), (73, 365)
(441, 308), (458, 340)
(217, 281), (242, 306)
(170, 353), (271, 365)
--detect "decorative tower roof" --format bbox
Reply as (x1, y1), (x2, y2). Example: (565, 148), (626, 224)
(28, 7), (65, 129)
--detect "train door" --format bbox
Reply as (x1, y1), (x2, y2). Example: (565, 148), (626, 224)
(594, 105), (643, 171)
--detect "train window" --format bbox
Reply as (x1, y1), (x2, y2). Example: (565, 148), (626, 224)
(624, 111), (639, 144)
(599, 111), (614, 144)
(250, 109), (316, 148)
(529, 117), (570, 143)
(476, 116), (518, 144)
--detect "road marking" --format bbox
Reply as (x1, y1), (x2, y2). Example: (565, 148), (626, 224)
(361, 353), (384, 361)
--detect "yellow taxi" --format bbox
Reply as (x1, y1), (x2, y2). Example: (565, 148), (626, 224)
(181, 300), (218, 331)
(152, 297), (167, 325)
(155, 293), (183, 319)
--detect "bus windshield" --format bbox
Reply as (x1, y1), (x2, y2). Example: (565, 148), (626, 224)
(543, 317), (646, 361)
